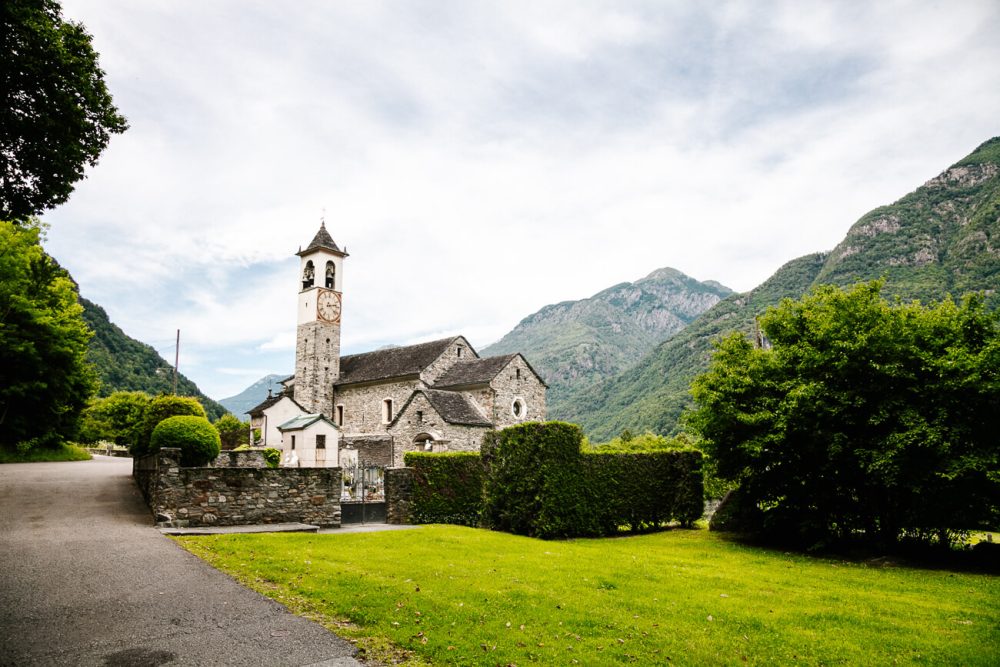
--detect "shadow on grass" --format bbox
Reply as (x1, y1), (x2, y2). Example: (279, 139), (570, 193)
(711, 529), (1000, 574)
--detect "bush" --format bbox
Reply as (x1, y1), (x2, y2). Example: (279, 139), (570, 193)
(263, 448), (280, 468)
(150, 415), (220, 467)
(583, 450), (704, 531)
(404, 451), (485, 526)
(214, 413), (247, 450)
(132, 395), (206, 457)
(482, 422), (600, 539)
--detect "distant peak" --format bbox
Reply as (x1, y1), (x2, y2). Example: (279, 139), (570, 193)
(639, 267), (685, 282)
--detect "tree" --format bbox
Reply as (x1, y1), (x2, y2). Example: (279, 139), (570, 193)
(78, 390), (150, 445)
(132, 395), (206, 457)
(0, 220), (97, 449)
(213, 414), (248, 450)
(1, 0), (128, 220)
(688, 281), (1000, 548)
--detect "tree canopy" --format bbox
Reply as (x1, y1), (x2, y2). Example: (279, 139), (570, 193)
(0, 220), (97, 448)
(1, 0), (127, 220)
(78, 390), (151, 445)
(688, 281), (1000, 548)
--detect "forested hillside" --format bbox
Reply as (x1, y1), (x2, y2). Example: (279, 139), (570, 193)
(567, 137), (1000, 440)
(482, 267), (731, 416)
(81, 297), (226, 419)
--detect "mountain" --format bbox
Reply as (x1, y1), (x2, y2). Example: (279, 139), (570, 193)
(81, 297), (227, 420)
(481, 267), (732, 417)
(219, 374), (287, 422)
(567, 136), (1000, 441)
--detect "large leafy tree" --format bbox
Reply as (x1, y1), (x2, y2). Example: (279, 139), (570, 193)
(78, 390), (151, 445)
(0, 220), (98, 448)
(1, 0), (128, 220)
(213, 413), (248, 450)
(688, 281), (1000, 548)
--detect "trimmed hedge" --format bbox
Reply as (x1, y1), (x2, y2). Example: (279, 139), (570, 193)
(583, 450), (704, 531)
(150, 415), (221, 467)
(404, 451), (485, 526)
(403, 422), (705, 539)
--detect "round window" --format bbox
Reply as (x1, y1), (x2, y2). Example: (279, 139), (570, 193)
(512, 398), (525, 418)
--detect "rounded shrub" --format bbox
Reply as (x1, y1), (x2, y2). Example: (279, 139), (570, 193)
(150, 415), (221, 467)
(132, 395), (207, 457)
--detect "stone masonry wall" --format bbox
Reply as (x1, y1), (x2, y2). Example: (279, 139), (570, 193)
(341, 434), (393, 467)
(334, 379), (420, 434)
(388, 393), (490, 467)
(211, 450), (268, 468)
(490, 356), (547, 428)
(134, 448), (342, 528)
(420, 336), (471, 385)
(385, 467), (414, 524)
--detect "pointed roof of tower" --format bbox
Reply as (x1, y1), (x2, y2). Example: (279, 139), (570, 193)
(296, 222), (348, 257)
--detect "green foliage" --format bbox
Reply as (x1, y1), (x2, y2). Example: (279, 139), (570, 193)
(132, 395), (206, 457)
(688, 281), (1000, 548)
(0, 0), (127, 220)
(77, 390), (150, 445)
(213, 413), (247, 450)
(583, 449), (704, 531)
(263, 447), (280, 469)
(482, 422), (595, 539)
(0, 220), (97, 450)
(0, 441), (91, 463)
(80, 298), (226, 419)
(591, 430), (698, 453)
(252, 428), (262, 445)
(403, 452), (485, 526)
(150, 415), (220, 467)
(481, 421), (704, 538)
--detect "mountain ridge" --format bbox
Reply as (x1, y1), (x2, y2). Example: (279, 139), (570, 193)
(482, 266), (732, 417)
(564, 136), (1000, 440)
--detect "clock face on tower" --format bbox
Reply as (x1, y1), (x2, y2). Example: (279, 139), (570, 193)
(316, 289), (342, 323)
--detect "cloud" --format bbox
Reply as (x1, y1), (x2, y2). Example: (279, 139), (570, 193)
(46, 0), (1000, 400)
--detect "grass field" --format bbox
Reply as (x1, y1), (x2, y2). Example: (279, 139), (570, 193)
(178, 526), (999, 665)
(0, 443), (92, 463)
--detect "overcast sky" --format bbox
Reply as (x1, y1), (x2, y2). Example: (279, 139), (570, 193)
(45, 0), (1000, 401)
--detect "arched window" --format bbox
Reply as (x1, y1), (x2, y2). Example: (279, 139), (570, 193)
(302, 260), (315, 289)
(325, 261), (335, 289)
(414, 433), (435, 451)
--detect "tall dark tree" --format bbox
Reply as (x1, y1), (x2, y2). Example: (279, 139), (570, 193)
(688, 281), (1000, 548)
(1, 0), (128, 220)
(0, 220), (97, 448)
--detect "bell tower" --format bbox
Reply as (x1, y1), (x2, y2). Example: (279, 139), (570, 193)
(294, 221), (347, 415)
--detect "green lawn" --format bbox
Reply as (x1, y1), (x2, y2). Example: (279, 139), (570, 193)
(178, 526), (999, 665)
(0, 442), (92, 463)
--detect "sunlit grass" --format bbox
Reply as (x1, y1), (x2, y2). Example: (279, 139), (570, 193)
(178, 526), (999, 665)
(0, 442), (92, 463)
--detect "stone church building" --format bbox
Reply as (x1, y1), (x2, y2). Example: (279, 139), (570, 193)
(249, 223), (546, 468)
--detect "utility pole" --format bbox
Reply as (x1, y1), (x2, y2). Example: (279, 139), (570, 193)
(173, 329), (180, 395)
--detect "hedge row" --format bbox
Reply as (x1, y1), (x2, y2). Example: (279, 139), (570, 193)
(409, 421), (704, 539)
(403, 451), (485, 526)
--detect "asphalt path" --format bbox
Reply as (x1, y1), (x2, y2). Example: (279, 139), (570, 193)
(0, 456), (361, 666)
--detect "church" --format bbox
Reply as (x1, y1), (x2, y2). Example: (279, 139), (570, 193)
(248, 223), (547, 468)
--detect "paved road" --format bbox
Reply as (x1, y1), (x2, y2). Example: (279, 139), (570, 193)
(0, 456), (361, 666)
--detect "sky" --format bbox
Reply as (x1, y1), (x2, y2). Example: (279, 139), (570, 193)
(44, 0), (1000, 401)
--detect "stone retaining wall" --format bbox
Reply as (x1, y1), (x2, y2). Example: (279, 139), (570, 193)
(133, 448), (341, 528)
(211, 450), (269, 468)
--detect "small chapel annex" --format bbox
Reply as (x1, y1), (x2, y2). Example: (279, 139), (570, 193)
(248, 223), (547, 468)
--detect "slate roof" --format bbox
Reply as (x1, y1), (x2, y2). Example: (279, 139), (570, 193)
(296, 222), (346, 256)
(433, 354), (518, 388)
(335, 337), (461, 386)
(276, 413), (337, 431)
(391, 389), (491, 427)
(246, 392), (303, 417)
